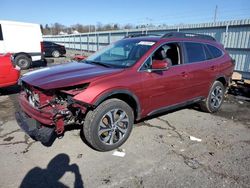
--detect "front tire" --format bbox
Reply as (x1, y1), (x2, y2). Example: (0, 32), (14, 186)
(200, 81), (225, 113)
(83, 99), (134, 151)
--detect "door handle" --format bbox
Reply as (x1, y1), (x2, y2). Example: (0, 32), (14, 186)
(181, 71), (188, 78)
(210, 65), (216, 71)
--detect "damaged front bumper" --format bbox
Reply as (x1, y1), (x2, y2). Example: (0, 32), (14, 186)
(19, 93), (55, 125)
(17, 91), (88, 141)
(15, 110), (56, 145)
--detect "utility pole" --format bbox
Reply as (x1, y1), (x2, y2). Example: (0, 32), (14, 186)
(214, 5), (218, 23)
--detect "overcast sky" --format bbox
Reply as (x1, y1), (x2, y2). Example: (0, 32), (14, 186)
(1, 0), (250, 26)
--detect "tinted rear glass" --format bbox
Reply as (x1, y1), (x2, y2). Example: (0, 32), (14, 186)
(0, 24), (3, 41)
(185, 42), (206, 63)
(44, 41), (52, 46)
(203, 45), (213, 60)
(207, 44), (223, 58)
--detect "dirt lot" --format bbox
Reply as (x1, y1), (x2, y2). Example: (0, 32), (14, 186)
(0, 52), (249, 188)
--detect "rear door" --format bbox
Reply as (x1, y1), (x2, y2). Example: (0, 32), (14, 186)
(182, 42), (216, 98)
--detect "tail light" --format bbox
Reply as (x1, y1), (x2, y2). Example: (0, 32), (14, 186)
(41, 42), (44, 53)
(10, 54), (16, 68)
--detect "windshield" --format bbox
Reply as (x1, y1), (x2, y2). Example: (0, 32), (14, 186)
(85, 39), (155, 68)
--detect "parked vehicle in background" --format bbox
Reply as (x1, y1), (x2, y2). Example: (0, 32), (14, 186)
(71, 54), (87, 61)
(0, 53), (20, 88)
(42, 41), (66, 58)
(0, 20), (44, 69)
(16, 32), (234, 151)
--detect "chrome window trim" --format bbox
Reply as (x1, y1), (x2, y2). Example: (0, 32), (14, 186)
(137, 40), (225, 72)
(138, 41), (182, 72)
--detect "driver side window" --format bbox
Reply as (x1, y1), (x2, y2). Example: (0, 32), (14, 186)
(140, 43), (181, 71)
(141, 57), (152, 70)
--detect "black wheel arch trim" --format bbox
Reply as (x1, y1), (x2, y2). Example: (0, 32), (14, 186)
(213, 75), (229, 87)
(205, 75), (227, 98)
(93, 89), (141, 120)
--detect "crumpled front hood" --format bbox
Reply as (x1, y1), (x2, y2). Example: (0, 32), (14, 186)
(21, 62), (123, 90)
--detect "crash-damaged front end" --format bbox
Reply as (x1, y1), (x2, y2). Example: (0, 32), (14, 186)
(16, 81), (90, 144)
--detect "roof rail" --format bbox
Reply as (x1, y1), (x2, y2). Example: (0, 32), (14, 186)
(161, 32), (216, 41)
(124, 33), (161, 38)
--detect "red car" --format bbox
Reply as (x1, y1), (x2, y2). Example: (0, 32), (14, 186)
(0, 53), (20, 88)
(16, 32), (234, 151)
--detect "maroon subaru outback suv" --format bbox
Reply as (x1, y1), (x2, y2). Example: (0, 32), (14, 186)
(16, 32), (234, 151)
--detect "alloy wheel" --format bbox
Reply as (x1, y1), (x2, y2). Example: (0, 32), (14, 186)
(98, 109), (129, 145)
(210, 86), (223, 109)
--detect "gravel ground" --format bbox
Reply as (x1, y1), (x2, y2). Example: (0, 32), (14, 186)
(0, 51), (249, 188)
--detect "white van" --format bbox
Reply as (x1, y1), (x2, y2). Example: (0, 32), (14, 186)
(0, 20), (44, 69)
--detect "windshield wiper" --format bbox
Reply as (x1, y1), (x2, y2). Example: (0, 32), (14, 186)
(84, 60), (111, 68)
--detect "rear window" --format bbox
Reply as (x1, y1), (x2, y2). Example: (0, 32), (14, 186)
(0, 24), (3, 41)
(44, 41), (53, 46)
(207, 44), (223, 58)
(185, 42), (206, 63)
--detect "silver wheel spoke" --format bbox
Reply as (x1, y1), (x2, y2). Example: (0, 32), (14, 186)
(211, 86), (223, 108)
(117, 126), (126, 134)
(106, 111), (114, 125)
(98, 127), (111, 136)
(214, 99), (218, 107)
(109, 131), (116, 144)
(120, 117), (129, 123)
(102, 134), (111, 143)
(117, 131), (122, 141)
(211, 99), (215, 106)
(117, 111), (126, 122)
(100, 121), (108, 128)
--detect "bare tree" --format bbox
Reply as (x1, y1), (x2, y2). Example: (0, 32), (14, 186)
(53, 23), (66, 35)
(42, 22), (136, 35)
(124, 24), (133, 29)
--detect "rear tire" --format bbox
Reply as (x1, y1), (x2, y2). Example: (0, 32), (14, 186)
(83, 99), (134, 151)
(52, 50), (60, 58)
(200, 81), (225, 113)
(15, 55), (32, 69)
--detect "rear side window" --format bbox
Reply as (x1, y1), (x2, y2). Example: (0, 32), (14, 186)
(207, 44), (223, 58)
(184, 42), (206, 63)
(0, 24), (3, 40)
(203, 45), (213, 60)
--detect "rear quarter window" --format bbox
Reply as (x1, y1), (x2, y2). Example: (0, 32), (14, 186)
(207, 44), (223, 58)
(184, 42), (206, 63)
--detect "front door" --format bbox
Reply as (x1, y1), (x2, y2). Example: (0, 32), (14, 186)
(140, 43), (193, 115)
